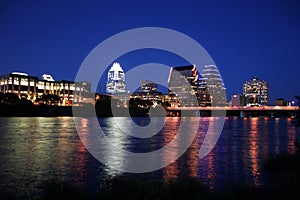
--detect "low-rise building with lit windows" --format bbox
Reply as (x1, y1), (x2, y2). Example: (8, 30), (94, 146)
(231, 94), (246, 106)
(0, 72), (91, 105)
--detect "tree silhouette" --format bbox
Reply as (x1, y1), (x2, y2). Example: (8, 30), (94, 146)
(36, 94), (61, 105)
(294, 95), (300, 152)
(0, 93), (20, 105)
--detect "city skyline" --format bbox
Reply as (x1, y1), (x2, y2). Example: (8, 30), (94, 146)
(0, 65), (296, 105)
(1, 1), (300, 103)
(0, 67), (295, 106)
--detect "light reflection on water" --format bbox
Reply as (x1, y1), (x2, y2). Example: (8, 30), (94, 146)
(0, 116), (298, 198)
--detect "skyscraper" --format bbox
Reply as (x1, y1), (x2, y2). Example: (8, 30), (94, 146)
(106, 62), (126, 94)
(140, 80), (158, 93)
(243, 76), (269, 106)
(201, 65), (226, 106)
(168, 65), (210, 107)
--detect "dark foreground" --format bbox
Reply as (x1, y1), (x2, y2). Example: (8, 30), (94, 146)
(1, 152), (300, 200)
(0, 103), (297, 118)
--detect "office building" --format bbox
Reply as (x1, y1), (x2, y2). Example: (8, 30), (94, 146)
(0, 72), (91, 105)
(243, 76), (269, 106)
(168, 65), (211, 107)
(201, 65), (226, 106)
(275, 98), (287, 106)
(106, 62), (126, 94)
(141, 80), (158, 93)
(130, 80), (162, 104)
(231, 94), (246, 106)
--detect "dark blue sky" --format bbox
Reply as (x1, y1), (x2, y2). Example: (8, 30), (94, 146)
(1, 0), (300, 104)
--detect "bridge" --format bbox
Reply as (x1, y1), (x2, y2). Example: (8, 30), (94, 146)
(165, 106), (300, 117)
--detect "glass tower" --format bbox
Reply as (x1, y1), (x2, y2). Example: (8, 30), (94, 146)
(168, 65), (212, 107)
(201, 65), (226, 106)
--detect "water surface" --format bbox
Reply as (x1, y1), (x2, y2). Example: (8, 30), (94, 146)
(0, 117), (297, 198)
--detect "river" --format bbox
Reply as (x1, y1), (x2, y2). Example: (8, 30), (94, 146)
(0, 116), (298, 198)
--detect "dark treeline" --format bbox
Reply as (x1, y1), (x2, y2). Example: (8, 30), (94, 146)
(95, 96), (169, 117)
(0, 92), (72, 117)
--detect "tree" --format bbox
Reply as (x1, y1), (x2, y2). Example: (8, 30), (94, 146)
(294, 95), (300, 152)
(0, 93), (20, 105)
(36, 94), (61, 105)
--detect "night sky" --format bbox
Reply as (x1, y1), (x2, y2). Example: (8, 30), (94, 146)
(1, 0), (300, 104)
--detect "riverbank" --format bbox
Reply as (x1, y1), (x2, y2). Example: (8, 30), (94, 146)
(0, 104), (73, 117)
(1, 104), (298, 118)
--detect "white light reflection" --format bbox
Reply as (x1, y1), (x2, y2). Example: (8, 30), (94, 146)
(77, 117), (126, 177)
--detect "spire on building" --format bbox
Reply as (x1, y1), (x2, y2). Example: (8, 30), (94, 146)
(106, 62), (126, 94)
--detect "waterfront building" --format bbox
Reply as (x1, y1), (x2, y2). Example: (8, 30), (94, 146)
(106, 62), (126, 94)
(243, 77), (269, 106)
(275, 98), (288, 106)
(197, 76), (212, 107)
(130, 91), (162, 102)
(0, 72), (91, 105)
(162, 93), (179, 107)
(130, 80), (162, 106)
(201, 65), (226, 106)
(141, 80), (158, 93)
(168, 65), (211, 107)
(231, 94), (246, 106)
(168, 65), (199, 107)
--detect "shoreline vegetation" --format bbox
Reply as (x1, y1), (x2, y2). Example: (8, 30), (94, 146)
(0, 92), (298, 117)
(0, 103), (296, 118)
(1, 152), (300, 200)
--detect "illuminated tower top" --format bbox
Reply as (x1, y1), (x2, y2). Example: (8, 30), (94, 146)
(106, 62), (126, 94)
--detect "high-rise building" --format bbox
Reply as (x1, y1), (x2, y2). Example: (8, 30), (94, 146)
(201, 65), (226, 106)
(130, 80), (162, 104)
(243, 76), (269, 106)
(106, 62), (126, 94)
(168, 65), (210, 107)
(141, 80), (158, 93)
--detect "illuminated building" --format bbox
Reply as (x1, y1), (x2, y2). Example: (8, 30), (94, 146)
(0, 72), (91, 105)
(231, 94), (246, 106)
(243, 77), (269, 106)
(130, 80), (162, 104)
(106, 62), (126, 94)
(275, 98), (287, 106)
(201, 65), (226, 106)
(141, 80), (158, 93)
(168, 65), (211, 107)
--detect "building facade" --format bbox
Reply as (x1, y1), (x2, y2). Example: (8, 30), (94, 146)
(243, 77), (269, 106)
(106, 62), (126, 94)
(141, 80), (158, 93)
(129, 80), (162, 106)
(231, 94), (246, 106)
(168, 65), (211, 107)
(201, 65), (226, 106)
(0, 72), (91, 105)
(275, 98), (287, 106)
